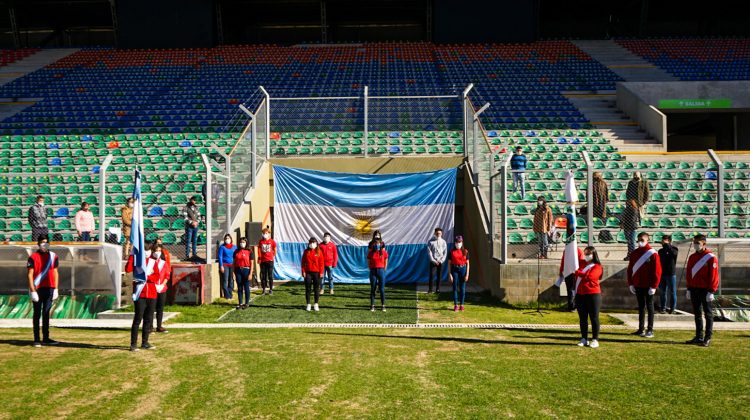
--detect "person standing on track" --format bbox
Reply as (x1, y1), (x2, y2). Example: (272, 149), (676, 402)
(319, 233), (338, 295)
(574, 246), (603, 348)
(27, 236), (60, 347)
(234, 237), (254, 310)
(301, 237), (324, 312)
(367, 236), (388, 312)
(448, 235), (470, 312)
(685, 234), (719, 347)
(627, 232), (662, 338)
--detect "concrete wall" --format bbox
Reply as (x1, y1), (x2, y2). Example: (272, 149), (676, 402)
(620, 81), (750, 108)
(617, 83), (667, 150)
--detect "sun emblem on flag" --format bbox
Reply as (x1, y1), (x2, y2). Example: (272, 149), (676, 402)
(350, 210), (377, 241)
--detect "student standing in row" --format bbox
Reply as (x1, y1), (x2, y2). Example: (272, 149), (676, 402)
(234, 237), (254, 310)
(128, 244), (169, 351)
(301, 237), (324, 312)
(368, 236), (388, 312)
(448, 235), (470, 312)
(319, 233), (338, 295)
(151, 242), (171, 334)
(627, 232), (662, 338)
(27, 236), (60, 347)
(427, 227), (447, 294)
(686, 234), (719, 347)
(258, 228), (276, 295)
(218, 234), (237, 300)
(574, 246), (603, 348)
(658, 235), (679, 314)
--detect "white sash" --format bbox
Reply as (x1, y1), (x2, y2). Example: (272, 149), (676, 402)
(33, 251), (57, 287)
(574, 263), (596, 293)
(691, 253), (716, 279)
(632, 248), (657, 276)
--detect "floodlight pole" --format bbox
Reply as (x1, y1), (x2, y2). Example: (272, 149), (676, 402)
(708, 149), (724, 238)
(462, 84), (474, 158)
(259, 86), (270, 160)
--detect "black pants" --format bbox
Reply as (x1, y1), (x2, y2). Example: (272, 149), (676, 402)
(304, 272), (321, 305)
(575, 293), (601, 340)
(131, 297), (155, 347)
(428, 262), (442, 292)
(564, 274), (576, 310)
(690, 288), (714, 340)
(635, 287), (655, 332)
(260, 262), (274, 291)
(155, 292), (167, 329)
(32, 287), (54, 342)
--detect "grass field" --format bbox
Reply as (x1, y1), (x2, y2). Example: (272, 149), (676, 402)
(1, 327), (748, 418)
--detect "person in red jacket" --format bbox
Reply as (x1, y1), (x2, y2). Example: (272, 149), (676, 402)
(558, 247), (586, 312)
(318, 232), (338, 295)
(301, 237), (325, 312)
(127, 244), (170, 351)
(574, 246), (603, 348)
(685, 234), (719, 347)
(27, 235), (60, 347)
(368, 236), (389, 312)
(626, 232), (662, 338)
(233, 237), (255, 310)
(258, 228), (277, 295)
(448, 235), (470, 312)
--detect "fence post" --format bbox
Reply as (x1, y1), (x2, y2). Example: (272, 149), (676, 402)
(364, 86), (369, 158)
(708, 149), (724, 238)
(582, 150), (594, 247)
(462, 84), (473, 159)
(472, 102), (490, 184)
(201, 154), (213, 262)
(259, 86), (270, 161)
(493, 152), (513, 264)
(98, 154), (113, 244)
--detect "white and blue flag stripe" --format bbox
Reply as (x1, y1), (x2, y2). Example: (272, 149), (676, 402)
(130, 170), (148, 301)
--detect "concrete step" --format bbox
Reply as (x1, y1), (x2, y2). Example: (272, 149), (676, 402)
(572, 40), (677, 83)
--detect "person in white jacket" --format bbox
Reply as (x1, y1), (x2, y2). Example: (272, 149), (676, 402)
(426, 228), (447, 293)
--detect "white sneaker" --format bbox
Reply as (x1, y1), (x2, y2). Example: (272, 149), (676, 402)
(577, 338), (588, 347)
(589, 339), (599, 349)
(306, 304), (311, 312)
(313, 303), (319, 312)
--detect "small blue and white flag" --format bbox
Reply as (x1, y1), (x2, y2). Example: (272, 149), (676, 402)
(130, 170), (148, 301)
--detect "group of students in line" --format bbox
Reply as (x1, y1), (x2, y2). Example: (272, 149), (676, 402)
(216, 228), (278, 309)
(561, 233), (719, 348)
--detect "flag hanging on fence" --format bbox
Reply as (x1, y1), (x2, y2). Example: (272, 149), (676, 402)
(130, 170), (148, 301)
(272, 166), (457, 284)
(562, 170), (580, 278)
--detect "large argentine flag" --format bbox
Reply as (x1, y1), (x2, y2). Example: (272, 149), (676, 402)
(273, 166), (456, 284)
(130, 170), (148, 301)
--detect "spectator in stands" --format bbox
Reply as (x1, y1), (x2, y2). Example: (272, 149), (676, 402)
(234, 237), (254, 310)
(368, 235), (388, 312)
(658, 235), (679, 314)
(685, 234), (719, 347)
(218, 234), (237, 300)
(202, 180), (221, 219)
(533, 196), (553, 259)
(182, 196), (201, 260)
(151, 242), (171, 334)
(558, 247), (585, 311)
(27, 235), (60, 347)
(621, 199), (641, 260)
(574, 246), (603, 348)
(74, 202), (95, 242)
(427, 227), (447, 294)
(319, 232), (338, 295)
(128, 243), (169, 352)
(301, 237), (324, 312)
(627, 232), (662, 338)
(121, 198), (134, 258)
(626, 171), (650, 217)
(510, 146), (528, 199)
(592, 172), (608, 220)
(448, 235), (470, 312)
(28, 195), (48, 242)
(258, 227), (277, 295)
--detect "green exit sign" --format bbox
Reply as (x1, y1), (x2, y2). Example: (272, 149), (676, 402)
(658, 99), (732, 109)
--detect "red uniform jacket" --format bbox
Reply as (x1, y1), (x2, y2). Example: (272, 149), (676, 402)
(301, 249), (325, 276)
(449, 248), (468, 266)
(686, 249), (719, 292)
(559, 248), (586, 277)
(368, 248), (389, 269)
(258, 239), (277, 263)
(575, 263), (602, 295)
(627, 245), (662, 288)
(233, 248), (254, 268)
(319, 241), (338, 267)
(27, 251), (59, 289)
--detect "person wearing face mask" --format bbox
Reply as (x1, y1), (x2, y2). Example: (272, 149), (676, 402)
(685, 234), (719, 347)
(533, 196), (553, 259)
(151, 242), (171, 333)
(233, 237), (254, 310)
(427, 227), (447, 294)
(448, 235), (470, 312)
(574, 246), (603, 348)
(28, 195), (49, 242)
(367, 236), (389, 312)
(121, 198), (134, 259)
(128, 243), (170, 351)
(258, 228), (277, 295)
(301, 237), (325, 312)
(510, 146), (528, 199)
(626, 171), (650, 218)
(27, 236), (60, 347)
(217, 234), (237, 300)
(74, 201), (95, 242)
(620, 199), (641, 261)
(318, 232), (338, 295)
(626, 232), (662, 338)
(182, 196), (201, 260)
(657, 235), (679, 314)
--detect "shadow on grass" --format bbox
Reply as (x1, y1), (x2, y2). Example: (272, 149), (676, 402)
(0, 339), (129, 351)
(242, 303), (417, 312)
(308, 331), (572, 346)
(423, 289), (573, 312)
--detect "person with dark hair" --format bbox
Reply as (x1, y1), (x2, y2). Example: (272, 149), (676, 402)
(233, 237), (254, 310)
(182, 195), (201, 259)
(574, 246), (603, 348)
(218, 233), (237, 300)
(510, 146), (528, 199)
(27, 236), (60, 347)
(592, 172), (609, 220)
(152, 237), (171, 333)
(28, 195), (48, 242)
(626, 171), (650, 217)
(368, 235), (388, 312)
(686, 234), (719, 347)
(427, 227), (447, 294)
(658, 235), (679, 314)
(627, 232), (662, 338)
(128, 243), (169, 352)
(74, 201), (95, 242)
(620, 199), (641, 260)
(301, 237), (325, 312)
(258, 227), (277, 295)
(319, 232), (338, 295)
(121, 197), (134, 259)
(558, 247), (586, 311)
(533, 196), (553, 259)
(448, 235), (470, 312)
